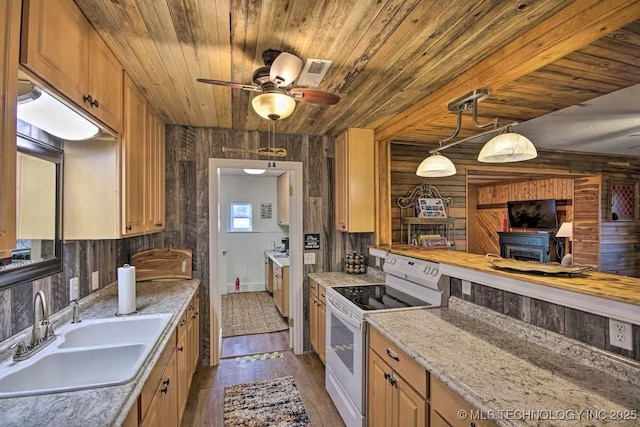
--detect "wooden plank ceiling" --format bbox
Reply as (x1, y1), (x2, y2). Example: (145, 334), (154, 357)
(74, 0), (640, 146)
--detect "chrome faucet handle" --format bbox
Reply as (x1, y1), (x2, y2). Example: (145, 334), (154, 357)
(10, 341), (29, 360)
(43, 319), (58, 339)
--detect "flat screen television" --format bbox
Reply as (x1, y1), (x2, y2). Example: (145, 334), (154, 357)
(507, 199), (558, 231)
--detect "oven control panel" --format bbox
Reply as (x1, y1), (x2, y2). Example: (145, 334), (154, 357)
(383, 253), (441, 287)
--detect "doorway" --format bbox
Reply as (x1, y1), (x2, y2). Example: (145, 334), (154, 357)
(209, 158), (304, 366)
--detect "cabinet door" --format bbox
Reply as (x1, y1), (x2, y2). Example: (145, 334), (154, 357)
(281, 266), (289, 317)
(430, 409), (449, 427)
(368, 349), (393, 427)
(145, 107), (158, 232)
(122, 74), (147, 235)
(21, 0), (89, 107)
(161, 350), (178, 427)
(334, 132), (348, 231)
(154, 115), (166, 229)
(189, 294), (200, 374)
(318, 301), (326, 363)
(393, 375), (427, 427)
(310, 295), (318, 353)
(87, 30), (123, 133)
(177, 330), (189, 422)
(277, 172), (289, 225)
(0, 0), (20, 253)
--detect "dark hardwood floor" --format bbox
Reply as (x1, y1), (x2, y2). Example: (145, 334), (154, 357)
(181, 331), (345, 427)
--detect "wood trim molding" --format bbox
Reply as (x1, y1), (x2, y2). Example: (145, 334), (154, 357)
(375, 0), (640, 141)
(374, 139), (391, 245)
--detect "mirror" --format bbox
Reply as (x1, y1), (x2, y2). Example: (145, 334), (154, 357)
(0, 133), (63, 289)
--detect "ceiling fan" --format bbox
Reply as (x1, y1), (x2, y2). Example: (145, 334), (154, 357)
(197, 49), (340, 120)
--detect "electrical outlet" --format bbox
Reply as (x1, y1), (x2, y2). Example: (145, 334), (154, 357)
(375, 257), (381, 267)
(91, 271), (99, 291)
(462, 280), (471, 296)
(608, 319), (633, 351)
(304, 252), (316, 265)
(70, 277), (79, 301)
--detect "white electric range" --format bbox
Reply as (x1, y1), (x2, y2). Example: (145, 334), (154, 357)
(324, 253), (446, 427)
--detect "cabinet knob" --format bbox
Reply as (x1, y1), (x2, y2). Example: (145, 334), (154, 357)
(389, 378), (397, 387)
(161, 378), (170, 393)
(383, 372), (390, 381)
(386, 348), (400, 362)
(82, 94), (99, 108)
(178, 346), (184, 352)
(126, 225), (132, 231)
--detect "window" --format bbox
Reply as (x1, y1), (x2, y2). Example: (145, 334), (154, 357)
(230, 203), (252, 231)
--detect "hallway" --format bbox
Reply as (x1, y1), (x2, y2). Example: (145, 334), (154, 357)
(181, 331), (345, 427)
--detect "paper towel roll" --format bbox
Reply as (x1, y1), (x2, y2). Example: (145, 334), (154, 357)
(117, 264), (136, 314)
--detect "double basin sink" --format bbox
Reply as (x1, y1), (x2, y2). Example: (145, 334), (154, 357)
(0, 313), (172, 398)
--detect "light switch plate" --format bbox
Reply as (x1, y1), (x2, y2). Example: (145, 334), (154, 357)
(91, 271), (99, 291)
(304, 252), (316, 265)
(70, 277), (80, 301)
(462, 280), (472, 296)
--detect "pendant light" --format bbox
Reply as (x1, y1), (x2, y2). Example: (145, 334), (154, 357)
(416, 152), (456, 177)
(478, 127), (537, 163)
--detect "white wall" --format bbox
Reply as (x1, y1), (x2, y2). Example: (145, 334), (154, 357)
(220, 174), (288, 294)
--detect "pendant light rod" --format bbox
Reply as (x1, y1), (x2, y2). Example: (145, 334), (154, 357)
(429, 121), (519, 154)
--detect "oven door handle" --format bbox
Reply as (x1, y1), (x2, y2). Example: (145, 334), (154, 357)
(327, 297), (361, 330)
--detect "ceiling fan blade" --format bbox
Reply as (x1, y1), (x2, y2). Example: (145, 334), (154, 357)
(290, 88), (340, 105)
(270, 52), (303, 87)
(196, 78), (261, 92)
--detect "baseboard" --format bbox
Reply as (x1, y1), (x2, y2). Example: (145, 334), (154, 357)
(225, 283), (267, 294)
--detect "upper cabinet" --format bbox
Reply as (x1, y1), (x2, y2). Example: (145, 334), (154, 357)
(0, 0), (21, 254)
(21, 0), (123, 134)
(334, 128), (375, 232)
(277, 171), (290, 226)
(122, 74), (148, 235)
(64, 73), (165, 239)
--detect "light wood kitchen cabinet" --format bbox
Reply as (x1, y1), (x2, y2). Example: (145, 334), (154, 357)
(187, 292), (200, 375)
(309, 279), (326, 363)
(20, 0), (123, 133)
(176, 320), (189, 422)
(368, 327), (428, 427)
(0, 0), (20, 255)
(334, 128), (375, 232)
(430, 376), (494, 427)
(277, 171), (290, 226)
(122, 73), (148, 235)
(146, 106), (166, 231)
(141, 349), (178, 427)
(265, 256), (274, 293)
(273, 263), (289, 317)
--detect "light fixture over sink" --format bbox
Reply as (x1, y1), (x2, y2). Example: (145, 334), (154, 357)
(243, 168), (266, 175)
(17, 80), (100, 141)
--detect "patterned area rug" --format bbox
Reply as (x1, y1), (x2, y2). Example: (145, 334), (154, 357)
(221, 291), (288, 338)
(224, 376), (312, 427)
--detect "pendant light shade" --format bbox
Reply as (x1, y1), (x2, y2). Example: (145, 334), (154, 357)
(416, 152), (456, 177)
(251, 92), (296, 120)
(478, 131), (537, 163)
(269, 52), (303, 87)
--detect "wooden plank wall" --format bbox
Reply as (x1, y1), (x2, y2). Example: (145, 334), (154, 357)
(601, 222), (640, 277)
(390, 143), (639, 276)
(573, 176), (601, 267)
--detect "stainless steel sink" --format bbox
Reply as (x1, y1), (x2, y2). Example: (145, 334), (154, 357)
(0, 313), (172, 398)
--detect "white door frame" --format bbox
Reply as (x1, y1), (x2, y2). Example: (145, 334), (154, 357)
(208, 158), (304, 366)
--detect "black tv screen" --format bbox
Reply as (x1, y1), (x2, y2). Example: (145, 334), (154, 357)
(507, 199), (558, 230)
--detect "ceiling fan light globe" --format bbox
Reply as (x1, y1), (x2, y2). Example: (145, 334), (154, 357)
(251, 92), (296, 120)
(269, 52), (303, 87)
(478, 132), (537, 163)
(416, 153), (456, 177)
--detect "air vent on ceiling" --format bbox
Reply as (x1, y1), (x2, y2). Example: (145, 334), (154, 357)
(296, 58), (333, 87)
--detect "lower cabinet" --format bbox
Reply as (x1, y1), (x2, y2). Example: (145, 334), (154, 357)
(137, 291), (200, 427)
(309, 279), (326, 363)
(368, 327), (428, 427)
(273, 264), (289, 317)
(142, 349), (178, 427)
(430, 376), (494, 427)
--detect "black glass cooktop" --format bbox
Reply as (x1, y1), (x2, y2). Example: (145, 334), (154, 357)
(332, 284), (432, 311)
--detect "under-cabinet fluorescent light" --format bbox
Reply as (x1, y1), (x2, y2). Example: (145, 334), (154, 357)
(17, 87), (99, 141)
(243, 169), (266, 175)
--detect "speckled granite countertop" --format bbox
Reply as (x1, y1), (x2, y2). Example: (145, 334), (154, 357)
(308, 269), (385, 288)
(0, 279), (200, 427)
(367, 298), (640, 427)
(265, 250), (289, 267)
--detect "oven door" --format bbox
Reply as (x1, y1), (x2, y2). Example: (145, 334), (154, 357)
(325, 294), (365, 417)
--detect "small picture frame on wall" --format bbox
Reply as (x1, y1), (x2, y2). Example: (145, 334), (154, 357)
(417, 198), (447, 218)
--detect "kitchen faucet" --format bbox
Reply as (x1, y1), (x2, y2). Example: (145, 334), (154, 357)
(10, 290), (58, 361)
